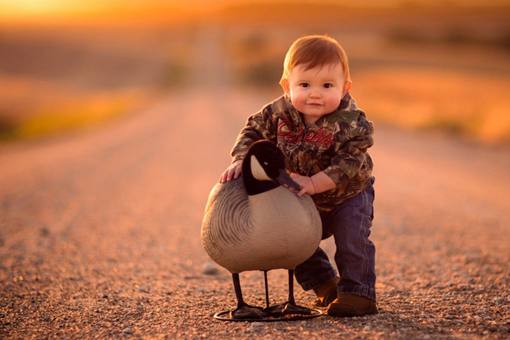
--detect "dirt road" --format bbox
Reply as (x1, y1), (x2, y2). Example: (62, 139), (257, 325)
(0, 89), (509, 338)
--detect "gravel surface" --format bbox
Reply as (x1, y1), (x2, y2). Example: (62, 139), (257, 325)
(0, 90), (509, 339)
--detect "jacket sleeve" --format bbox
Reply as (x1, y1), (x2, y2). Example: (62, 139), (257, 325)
(230, 104), (278, 162)
(323, 111), (374, 191)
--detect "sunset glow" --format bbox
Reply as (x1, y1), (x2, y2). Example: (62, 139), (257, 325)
(0, 0), (98, 16)
(1, 0), (509, 25)
(0, 0), (205, 24)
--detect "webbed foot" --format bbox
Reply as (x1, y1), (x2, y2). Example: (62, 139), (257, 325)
(230, 304), (267, 320)
(265, 301), (313, 316)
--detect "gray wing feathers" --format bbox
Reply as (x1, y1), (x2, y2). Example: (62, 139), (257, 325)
(201, 177), (251, 257)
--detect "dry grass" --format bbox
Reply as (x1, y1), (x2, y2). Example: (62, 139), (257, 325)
(354, 67), (510, 144)
(14, 95), (139, 140)
(0, 76), (148, 141)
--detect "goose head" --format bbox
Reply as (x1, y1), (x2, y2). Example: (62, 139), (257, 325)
(242, 140), (301, 196)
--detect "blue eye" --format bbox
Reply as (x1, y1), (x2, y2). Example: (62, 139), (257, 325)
(324, 83), (334, 88)
(299, 83), (309, 88)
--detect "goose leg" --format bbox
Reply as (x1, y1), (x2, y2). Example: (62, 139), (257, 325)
(265, 269), (313, 316)
(264, 270), (270, 309)
(230, 273), (266, 320)
(282, 269), (313, 315)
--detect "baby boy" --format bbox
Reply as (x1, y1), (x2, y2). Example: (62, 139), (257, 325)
(220, 35), (377, 317)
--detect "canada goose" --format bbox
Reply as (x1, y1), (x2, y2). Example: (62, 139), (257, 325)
(201, 140), (322, 319)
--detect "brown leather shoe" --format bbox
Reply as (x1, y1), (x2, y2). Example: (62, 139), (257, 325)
(312, 277), (339, 307)
(326, 292), (378, 317)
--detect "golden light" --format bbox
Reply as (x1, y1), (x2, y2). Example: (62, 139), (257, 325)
(0, 0), (89, 15)
(0, 0), (199, 24)
(1, 0), (62, 14)
(0, 0), (508, 25)
(0, 0), (103, 23)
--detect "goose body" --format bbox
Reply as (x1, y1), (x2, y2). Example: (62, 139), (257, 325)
(201, 176), (321, 273)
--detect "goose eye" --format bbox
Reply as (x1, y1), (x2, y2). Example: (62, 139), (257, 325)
(263, 161), (269, 166)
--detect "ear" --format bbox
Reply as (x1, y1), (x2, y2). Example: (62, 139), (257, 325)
(280, 78), (290, 94)
(343, 80), (352, 97)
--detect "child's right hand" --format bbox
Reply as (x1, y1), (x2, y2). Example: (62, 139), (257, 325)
(219, 160), (243, 183)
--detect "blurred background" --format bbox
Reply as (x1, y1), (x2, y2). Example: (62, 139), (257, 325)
(2, 3), (510, 337)
(1, 0), (510, 145)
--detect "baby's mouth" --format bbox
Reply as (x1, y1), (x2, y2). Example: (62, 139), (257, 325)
(307, 102), (323, 106)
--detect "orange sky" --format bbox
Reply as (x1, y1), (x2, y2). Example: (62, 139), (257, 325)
(0, 1), (203, 24)
(1, 0), (509, 24)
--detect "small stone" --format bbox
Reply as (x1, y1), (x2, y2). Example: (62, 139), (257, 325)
(249, 322), (264, 332)
(122, 326), (133, 334)
(138, 286), (150, 293)
(202, 261), (219, 275)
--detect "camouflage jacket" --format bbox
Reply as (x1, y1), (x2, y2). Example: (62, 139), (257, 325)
(230, 94), (374, 212)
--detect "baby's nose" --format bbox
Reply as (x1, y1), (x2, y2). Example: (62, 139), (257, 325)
(309, 90), (321, 98)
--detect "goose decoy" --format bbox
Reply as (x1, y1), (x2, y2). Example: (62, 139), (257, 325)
(201, 140), (322, 320)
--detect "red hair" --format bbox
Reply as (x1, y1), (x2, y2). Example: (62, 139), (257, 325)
(279, 35), (351, 87)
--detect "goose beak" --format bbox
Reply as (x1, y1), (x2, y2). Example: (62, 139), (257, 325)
(276, 169), (302, 191)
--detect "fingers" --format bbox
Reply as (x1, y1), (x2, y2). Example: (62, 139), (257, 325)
(219, 171), (227, 183)
(227, 167), (237, 182)
(297, 188), (307, 197)
(219, 163), (242, 183)
(219, 168), (232, 183)
(289, 173), (301, 185)
(289, 173), (313, 196)
(228, 164), (241, 181)
(234, 164), (242, 179)
(282, 183), (298, 194)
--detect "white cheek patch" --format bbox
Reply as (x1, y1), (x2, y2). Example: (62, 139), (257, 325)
(251, 155), (271, 181)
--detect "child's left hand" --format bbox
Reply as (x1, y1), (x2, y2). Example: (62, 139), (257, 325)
(289, 173), (316, 197)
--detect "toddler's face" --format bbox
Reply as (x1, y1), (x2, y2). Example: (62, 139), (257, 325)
(283, 63), (350, 125)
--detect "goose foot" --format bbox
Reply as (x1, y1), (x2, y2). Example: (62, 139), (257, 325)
(230, 304), (267, 320)
(264, 301), (313, 316)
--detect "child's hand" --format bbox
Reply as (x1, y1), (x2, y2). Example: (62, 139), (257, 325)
(219, 160), (243, 183)
(289, 173), (316, 197)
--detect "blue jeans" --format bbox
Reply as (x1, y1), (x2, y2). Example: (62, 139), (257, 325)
(295, 177), (376, 301)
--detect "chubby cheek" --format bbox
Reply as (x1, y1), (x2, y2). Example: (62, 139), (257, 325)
(325, 96), (342, 111)
(289, 90), (307, 110)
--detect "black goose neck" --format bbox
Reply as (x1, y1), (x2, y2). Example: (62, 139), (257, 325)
(242, 154), (279, 196)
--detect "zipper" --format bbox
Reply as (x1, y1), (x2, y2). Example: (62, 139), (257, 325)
(301, 125), (313, 177)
